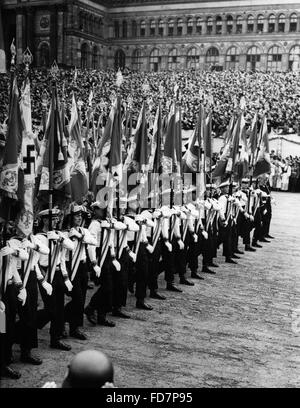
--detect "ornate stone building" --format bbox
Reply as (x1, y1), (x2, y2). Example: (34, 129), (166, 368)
(1, 0), (300, 72)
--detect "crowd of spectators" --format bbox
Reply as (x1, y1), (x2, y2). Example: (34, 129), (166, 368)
(1, 68), (300, 136)
(269, 151), (300, 192)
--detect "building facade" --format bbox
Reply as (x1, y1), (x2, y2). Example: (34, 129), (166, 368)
(1, 0), (300, 72)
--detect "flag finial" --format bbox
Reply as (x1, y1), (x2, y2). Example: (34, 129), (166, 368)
(22, 47), (33, 74)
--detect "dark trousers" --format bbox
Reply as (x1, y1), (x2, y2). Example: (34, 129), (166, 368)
(113, 251), (129, 309)
(220, 219), (233, 258)
(253, 209), (263, 242)
(135, 243), (149, 301)
(148, 240), (162, 292)
(262, 202), (272, 236)
(162, 238), (177, 285)
(3, 284), (18, 365)
(89, 255), (113, 315)
(240, 215), (253, 245)
(187, 231), (200, 273)
(37, 268), (65, 341)
(64, 261), (88, 331)
(174, 240), (187, 279)
(16, 270), (38, 352)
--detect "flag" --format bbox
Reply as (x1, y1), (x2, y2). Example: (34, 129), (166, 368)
(183, 105), (204, 173)
(234, 114), (249, 181)
(253, 116), (271, 177)
(161, 102), (176, 174)
(37, 86), (71, 204)
(174, 106), (182, 176)
(249, 112), (258, 164)
(110, 96), (122, 181)
(212, 115), (235, 178)
(204, 111), (212, 172)
(68, 94), (88, 202)
(0, 6), (5, 73)
(17, 77), (36, 236)
(148, 104), (162, 173)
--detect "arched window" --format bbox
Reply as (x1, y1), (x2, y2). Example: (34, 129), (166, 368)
(289, 45), (300, 71)
(132, 49), (142, 71)
(114, 49), (126, 70)
(206, 47), (219, 67)
(226, 15), (233, 34)
(268, 14), (275, 33)
(290, 13), (297, 32)
(177, 18), (183, 36)
(168, 48), (178, 70)
(132, 20), (137, 37)
(39, 42), (50, 67)
(196, 17), (202, 34)
(158, 19), (164, 36)
(187, 47), (200, 69)
(168, 19), (174, 36)
(81, 43), (89, 69)
(236, 16), (243, 34)
(247, 15), (254, 33)
(278, 14), (285, 33)
(226, 47), (239, 70)
(149, 48), (161, 72)
(114, 21), (120, 38)
(257, 15), (264, 32)
(187, 18), (193, 35)
(92, 46), (98, 69)
(267, 46), (283, 72)
(122, 20), (127, 38)
(150, 20), (156, 36)
(140, 20), (146, 37)
(246, 46), (261, 71)
(216, 16), (222, 35)
(207, 16), (213, 34)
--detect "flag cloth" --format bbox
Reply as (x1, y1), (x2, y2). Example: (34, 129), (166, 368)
(212, 115), (235, 178)
(0, 6), (6, 73)
(68, 94), (88, 202)
(233, 114), (249, 181)
(253, 116), (271, 177)
(17, 77), (36, 236)
(132, 102), (148, 175)
(174, 106), (182, 175)
(249, 112), (258, 165)
(148, 104), (162, 173)
(161, 102), (176, 174)
(204, 111), (212, 172)
(109, 96), (123, 181)
(182, 123), (198, 173)
(37, 86), (71, 204)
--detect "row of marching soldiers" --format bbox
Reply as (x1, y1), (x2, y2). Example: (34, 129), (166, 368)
(0, 173), (274, 380)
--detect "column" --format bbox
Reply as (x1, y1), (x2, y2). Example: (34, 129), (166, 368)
(192, 18), (196, 35)
(232, 17), (237, 34)
(239, 54), (247, 70)
(127, 20), (132, 38)
(145, 20), (150, 37)
(50, 6), (58, 63)
(284, 17), (289, 33)
(26, 8), (34, 54)
(222, 19), (226, 35)
(202, 19), (207, 35)
(155, 19), (159, 36)
(164, 20), (168, 37)
(253, 18), (258, 34)
(174, 19), (178, 36)
(242, 17), (247, 34)
(212, 18), (216, 35)
(16, 8), (25, 64)
(263, 16), (268, 33)
(182, 18), (187, 36)
(297, 15), (300, 32)
(281, 52), (289, 72)
(57, 7), (64, 65)
(275, 16), (279, 33)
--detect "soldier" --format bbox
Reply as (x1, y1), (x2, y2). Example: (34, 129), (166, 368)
(64, 205), (97, 340)
(258, 174), (274, 240)
(239, 178), (256, 252)
(36, 209), (74, 351)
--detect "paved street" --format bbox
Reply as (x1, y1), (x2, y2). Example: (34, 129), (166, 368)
(1, 192), (300, 388)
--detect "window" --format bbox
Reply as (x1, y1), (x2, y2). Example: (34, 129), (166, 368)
(216, 16), (222, 35)
(187, 18), (193, 35)
(92, 46), (98, 69)
(226, 47), (239, 70)
(267, 46), (283, 71)
(158, 20), (164, 36)
(196, 18), (202, 34)
(150, 48), (161, 72)
(278, 14), (285, 32)
(114, 21), (119, 38)
(81, 43), (89, 69)
(132, 49), (142, 71)
(207, 17), (213, 34)
(206, 47), (219, 67)
(150, 20), (156, 36)
(289, 45), (300, 71)
(114, 49), (126, 70)
(132, 20), (137, 37)
(246, 46), (261, 71)
(226, 15), (233, 34)
(140, 20), (146, 37)
(187, 47), (200, 69)
(168, 48), (178, 70)
(247, 15), (254, 33)
(122, 21), (127, 38)
(177, 18), (183, 36)
(168, 19), (174, 36)
(236, 16), (243, 34)
(39, 42), (50, 67)
(290, 13), (297, 32)
(257, 15), (264, 33)
(268, 14), (275, 33)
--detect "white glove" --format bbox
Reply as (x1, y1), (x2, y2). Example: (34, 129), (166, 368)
(0, 246), (15, 256)
(64, 279), (73, 292)
(193, 234), (198, 243)
(178, 240), (184, 250)
(47, 231), (59, 240)
(250, 215), (254, 222)
(42, 382), (57, 388)
(0, 300), (5, 313)
(223, 221), (228, 228)
(100, 220), (111, 229)
(202, 231), (208, 240)
(42, 280), (53, 296)
(146, 244), (154, 254)
(165, 241), (172, 252)
(69, 228), (82, 239)
(128, 251), (136, 263)
(93, 265), (101, 278)
(18, 288), (27, 306)
(112, 259), (121, 271)
(244, 212), (250, 219)
(22, 239), (35, 249)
